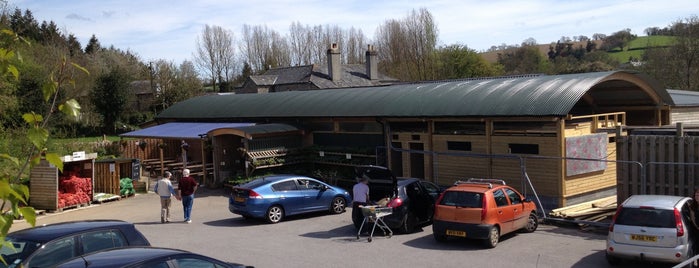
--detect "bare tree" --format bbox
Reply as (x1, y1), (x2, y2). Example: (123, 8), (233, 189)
(194, 24), (235, 91)
(375, 8), (438, 81)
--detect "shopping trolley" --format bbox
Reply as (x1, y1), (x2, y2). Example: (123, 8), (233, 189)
(356, 205), (393, 242)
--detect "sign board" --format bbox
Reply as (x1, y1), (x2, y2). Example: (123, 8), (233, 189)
(72, 151), (86, 160)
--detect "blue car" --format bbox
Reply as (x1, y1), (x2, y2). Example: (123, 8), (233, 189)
(229, 175), (351, 223)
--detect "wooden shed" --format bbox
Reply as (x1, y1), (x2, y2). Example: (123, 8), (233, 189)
(94, 158), (140, 196)
(30, 153), (96, 211)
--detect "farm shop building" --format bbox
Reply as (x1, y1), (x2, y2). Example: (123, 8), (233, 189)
(153, 71), (673, 208)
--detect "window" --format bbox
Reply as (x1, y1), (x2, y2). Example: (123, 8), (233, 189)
(434, 122), (485, 135)
(439, 191), (482, 208)
(447, 141), (472, 151)
(173, 257), (226, 268)
(509, 143), (539, 154)
(420, 181), (441, 195)
(338, 122), (382, 133)
(504, 188), (522, 204)
(493, 190), (509, 207)
(80, 230), (127, 254)
(271, 181), (298, 191)
(615, 208), (675, 228)
(26, 237), (76, 268)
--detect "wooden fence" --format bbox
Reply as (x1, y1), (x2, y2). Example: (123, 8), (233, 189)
(617, 134), (699, 202)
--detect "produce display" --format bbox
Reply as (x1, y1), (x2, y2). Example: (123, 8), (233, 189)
(57, 171), (93, 208)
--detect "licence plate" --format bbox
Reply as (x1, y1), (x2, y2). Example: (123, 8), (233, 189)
(446, 230), (466, 237)
(630, 234), (657, 242)
(234, 196), (245, 203)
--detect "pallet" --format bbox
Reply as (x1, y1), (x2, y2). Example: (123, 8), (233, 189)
(93, 195), (121, 204)
(51, 203), (90, 213)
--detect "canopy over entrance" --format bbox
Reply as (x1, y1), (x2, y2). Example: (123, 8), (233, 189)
(120, 122), (255, 139)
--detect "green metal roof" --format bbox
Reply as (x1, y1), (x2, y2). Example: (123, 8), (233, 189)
(156, 71), (672, 120)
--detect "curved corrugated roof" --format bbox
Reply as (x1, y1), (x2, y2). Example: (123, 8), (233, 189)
(157, 71), (672, 120)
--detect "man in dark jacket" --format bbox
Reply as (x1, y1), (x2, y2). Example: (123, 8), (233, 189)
(177, 169), (198, 223)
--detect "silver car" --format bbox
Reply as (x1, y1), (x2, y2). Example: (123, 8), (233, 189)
(606, 194), (696, 266)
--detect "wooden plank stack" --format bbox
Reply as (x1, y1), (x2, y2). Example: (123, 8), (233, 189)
(548, 196), (618, 226)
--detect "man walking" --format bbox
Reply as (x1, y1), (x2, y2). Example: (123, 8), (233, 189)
(177, 169), (198, 223)
(154, 171), (179, 223)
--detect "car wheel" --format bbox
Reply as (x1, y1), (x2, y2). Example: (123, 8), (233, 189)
(330, 197), (346, 214)
(522, 213), (538, 233)
(483, 226), (499, 248)
(265, 205), (284, 224)
(605, 252), (621, 266)
(400, 212), (417, 234)
(433, 232), (448, 242)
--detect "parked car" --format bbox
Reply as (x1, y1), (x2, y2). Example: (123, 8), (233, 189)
(56, 246), (252, 268)
(0, 220), (150, 268)
(351, 165), (442, 233)
(229, 175), (351, 223)
(606, 194), (696, 266)
(432, 178), (538, 248)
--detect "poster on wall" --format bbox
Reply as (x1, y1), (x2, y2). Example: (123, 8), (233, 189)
(566, 133), (608, 176)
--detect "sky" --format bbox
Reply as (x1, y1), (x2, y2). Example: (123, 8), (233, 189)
(11, 0), (698, 64)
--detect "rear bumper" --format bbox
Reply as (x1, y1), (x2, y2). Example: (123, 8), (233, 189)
(606, 239), (690, 264)
(432, 219), (493, 239)
(228, 198), (266, 219)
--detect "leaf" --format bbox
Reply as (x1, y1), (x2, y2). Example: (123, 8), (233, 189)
(18, 207), (35, 226)
(44, 153), (64, 172)
(29, 155), (40, 168)
(41, 79), (58, 102)
(27, 127), (48, 150)
(58, 99), (81, 119)
(22, 113), (42, 125)
(0, 154), (19, 166)
(71, 62), (90, 75)
(6, 65), (18, 81)
(0, 180), (9, 199)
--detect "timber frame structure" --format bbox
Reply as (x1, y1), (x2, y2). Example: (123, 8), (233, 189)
(134, 70), (673, 208)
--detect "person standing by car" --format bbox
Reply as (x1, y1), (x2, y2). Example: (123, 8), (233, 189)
(352, 176), (370, 228)
(178, 169), (198, 223)
(154, 171), (179, 223)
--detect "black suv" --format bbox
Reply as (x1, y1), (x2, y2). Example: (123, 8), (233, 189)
(352, 165), (442, 233)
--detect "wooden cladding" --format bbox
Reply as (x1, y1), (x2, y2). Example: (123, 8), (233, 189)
(617, 135), (699, 202)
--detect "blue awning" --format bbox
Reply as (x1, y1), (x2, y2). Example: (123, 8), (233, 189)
(120, 122), (255, 139)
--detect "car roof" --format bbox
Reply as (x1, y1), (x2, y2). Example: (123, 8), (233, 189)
(622, 195), (690, 209)
(8, 220), (135, 243)
(57, 247), (187, 268)
(445, 183), (506, 194)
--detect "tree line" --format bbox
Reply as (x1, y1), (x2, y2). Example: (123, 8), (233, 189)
(0, 3), (697, 143)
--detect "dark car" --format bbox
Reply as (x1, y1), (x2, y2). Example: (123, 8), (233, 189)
(352, 165), (442, 233)
(229, 175), (352, 223)
(56, 246), (252, 268)
(0, 220), (150, 268)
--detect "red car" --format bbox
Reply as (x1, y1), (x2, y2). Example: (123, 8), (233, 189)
(432, 179), (538, 248)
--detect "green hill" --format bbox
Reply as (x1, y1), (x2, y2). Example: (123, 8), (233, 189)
(606, 35), (676, 63)
(480, 35), (677, 64)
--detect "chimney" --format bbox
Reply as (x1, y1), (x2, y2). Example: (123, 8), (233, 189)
(327, 43), (341, 81)
(365, 44), (378, 80)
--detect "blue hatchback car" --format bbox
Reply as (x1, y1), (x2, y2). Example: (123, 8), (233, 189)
(228, 175), (351, 223)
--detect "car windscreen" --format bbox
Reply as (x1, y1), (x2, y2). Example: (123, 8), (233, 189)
(0, 237), (41, 268)
(439, 191), (483, 208)
(615, 207), (676, 228)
